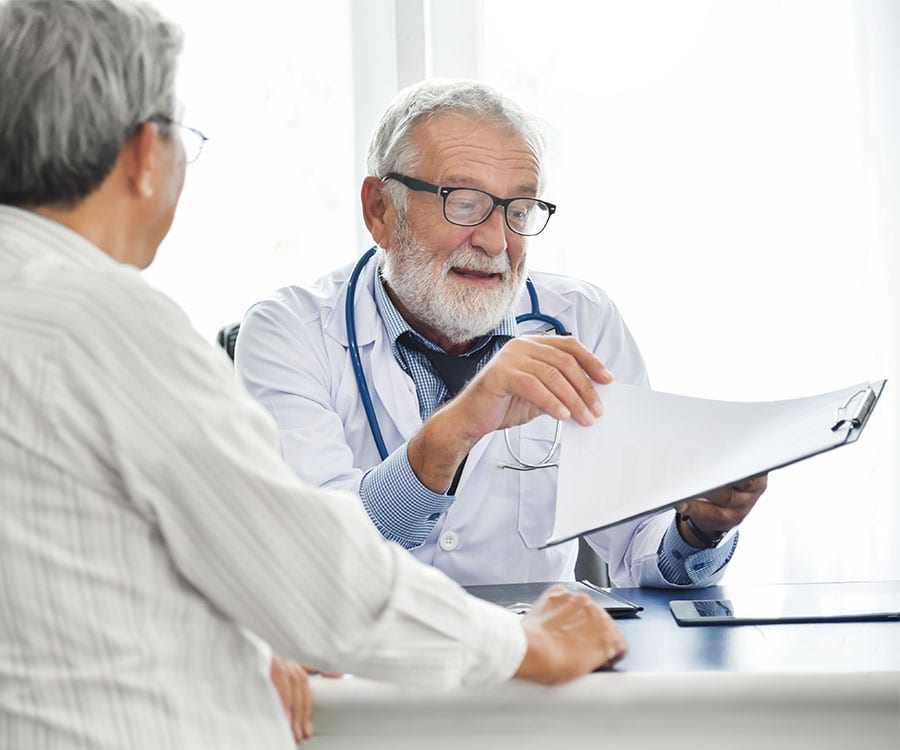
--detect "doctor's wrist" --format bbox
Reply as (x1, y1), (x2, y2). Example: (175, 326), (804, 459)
(408, 407), (478, 494)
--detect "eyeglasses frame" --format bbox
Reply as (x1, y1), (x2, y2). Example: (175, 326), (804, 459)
(149, 115), (208, 163)
(382, 172), (556, 236)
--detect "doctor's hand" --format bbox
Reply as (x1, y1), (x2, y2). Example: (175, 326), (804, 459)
(458, 335), (613, 434)
(408, 335), (612, 493)
(674, 474), (769, 548)
(514, 585), (628, 685)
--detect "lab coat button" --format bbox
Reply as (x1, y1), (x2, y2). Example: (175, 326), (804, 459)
(439, 531), (459, 551)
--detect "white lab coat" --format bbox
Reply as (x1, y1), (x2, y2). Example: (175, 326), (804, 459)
(236, 250), (720, 587)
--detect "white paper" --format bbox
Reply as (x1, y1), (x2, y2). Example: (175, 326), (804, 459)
(549, 380), (883, 546)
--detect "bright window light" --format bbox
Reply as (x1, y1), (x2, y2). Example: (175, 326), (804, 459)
(145, 0), (359, 339)
(482, 0), (899, 584)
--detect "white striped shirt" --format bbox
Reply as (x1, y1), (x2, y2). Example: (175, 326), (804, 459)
(0, 206), (525, 749)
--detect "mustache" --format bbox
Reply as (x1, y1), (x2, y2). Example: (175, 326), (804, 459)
(443, 244), (511, 275)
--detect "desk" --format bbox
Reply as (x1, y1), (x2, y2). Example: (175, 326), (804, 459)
(615, 580), (900, 672)
(311, 582), (900, 749)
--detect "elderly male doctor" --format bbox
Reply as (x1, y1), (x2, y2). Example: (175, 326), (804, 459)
(236, 79), (767, 588)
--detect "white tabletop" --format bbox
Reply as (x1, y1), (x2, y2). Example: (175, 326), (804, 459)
(310, 671), (900, 750)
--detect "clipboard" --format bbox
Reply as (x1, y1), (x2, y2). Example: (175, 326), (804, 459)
(544, 379), (886, 547)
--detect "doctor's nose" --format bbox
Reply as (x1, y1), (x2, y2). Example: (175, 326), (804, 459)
(470, 206), (509, 256)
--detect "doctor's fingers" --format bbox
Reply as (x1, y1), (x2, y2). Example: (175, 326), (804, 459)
(508, 335), (614, 386)
(676, 487), (763, 531)
(492, 367), (598, 426)
(703, 475), (768, 513)
(490, 342), (610, 426)
(729, 474), (768, 497)
(677, 474), (768, 513)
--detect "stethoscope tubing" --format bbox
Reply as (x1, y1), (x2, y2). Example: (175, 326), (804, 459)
(346, 247), (389, 459)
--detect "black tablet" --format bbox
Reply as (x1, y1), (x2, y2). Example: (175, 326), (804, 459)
(670, 589), (900, 625)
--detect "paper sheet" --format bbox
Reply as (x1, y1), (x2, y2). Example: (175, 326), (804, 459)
(548, 379), (884, 546)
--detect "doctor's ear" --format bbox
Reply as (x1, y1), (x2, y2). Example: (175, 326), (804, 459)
(361, 176), (393, 247)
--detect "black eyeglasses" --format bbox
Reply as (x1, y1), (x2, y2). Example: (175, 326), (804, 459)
(150, 115), (208, 164)
(382, 173), (556, 237)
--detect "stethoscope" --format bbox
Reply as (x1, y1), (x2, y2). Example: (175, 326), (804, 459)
(346, 247), (570, 472)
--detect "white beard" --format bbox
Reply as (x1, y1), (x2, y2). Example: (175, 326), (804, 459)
(381, 215), (526, 346)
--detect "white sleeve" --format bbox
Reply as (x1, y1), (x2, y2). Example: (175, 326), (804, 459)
(235, 293), (367, 495)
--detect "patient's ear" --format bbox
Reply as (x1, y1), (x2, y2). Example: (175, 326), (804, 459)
(123, 121), (159, 198)
(361, 176), (392, 247)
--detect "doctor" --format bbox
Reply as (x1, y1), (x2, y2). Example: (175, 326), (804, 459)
(235, 79), (767, 588)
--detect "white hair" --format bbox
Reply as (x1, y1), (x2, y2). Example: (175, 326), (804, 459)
(366, 79), (546, 214)
(0, 0), (183, 208)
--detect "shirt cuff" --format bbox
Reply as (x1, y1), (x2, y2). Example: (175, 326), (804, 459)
(457, 591), (528, 688)
(359, 443), (454, 549)
(658, 516), (739, 586)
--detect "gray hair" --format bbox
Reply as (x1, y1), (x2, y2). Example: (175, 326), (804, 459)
(0, 0), (183, 208)
(366, 79), (546, 212)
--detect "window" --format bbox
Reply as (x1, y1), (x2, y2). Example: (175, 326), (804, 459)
(478, 0), (899, 583)
(145, 0), (359, 338)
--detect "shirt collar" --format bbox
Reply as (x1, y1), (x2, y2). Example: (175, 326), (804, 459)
(0, 205), (119, 271)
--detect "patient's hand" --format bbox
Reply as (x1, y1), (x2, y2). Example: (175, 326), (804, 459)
(270, 655), (313, 743)
(514, 585), (628, 685)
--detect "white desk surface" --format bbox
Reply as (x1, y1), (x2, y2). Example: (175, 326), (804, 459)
(310, 671), (900, 750)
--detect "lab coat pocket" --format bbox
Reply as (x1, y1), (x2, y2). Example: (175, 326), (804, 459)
(514, 415), (562, 548)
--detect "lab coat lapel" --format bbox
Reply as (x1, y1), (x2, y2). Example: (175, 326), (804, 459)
(370, 328), (422, 441)
(324, 251), (422, 448)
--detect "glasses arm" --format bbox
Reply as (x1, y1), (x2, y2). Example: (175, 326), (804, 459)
(382, 173), (442, 196)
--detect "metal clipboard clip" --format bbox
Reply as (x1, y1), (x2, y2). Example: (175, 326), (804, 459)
(831, 386), (877, 432)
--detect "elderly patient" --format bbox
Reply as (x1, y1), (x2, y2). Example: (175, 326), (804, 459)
(0, 2), (628, 748)
(236, 78), (768, 589)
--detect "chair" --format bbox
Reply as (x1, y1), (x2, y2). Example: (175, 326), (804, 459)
(216, 322), (240, 362)
(574, 537), (611, 587)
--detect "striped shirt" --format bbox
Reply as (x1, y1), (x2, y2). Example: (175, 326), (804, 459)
(0, 206), (525, 749)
